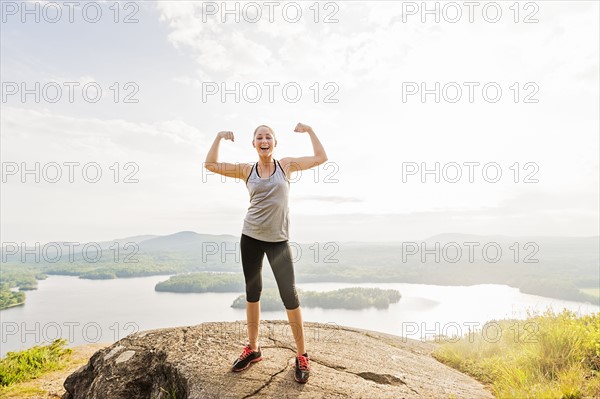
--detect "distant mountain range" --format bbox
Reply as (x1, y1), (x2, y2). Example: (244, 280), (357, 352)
(3, 231), (598, 255)
(133, 231), (239, 253)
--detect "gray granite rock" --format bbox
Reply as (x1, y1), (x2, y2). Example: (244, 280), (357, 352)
(62, 320), (494, 399)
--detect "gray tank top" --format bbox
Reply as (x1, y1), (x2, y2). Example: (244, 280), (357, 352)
(242, 159), (290, 242)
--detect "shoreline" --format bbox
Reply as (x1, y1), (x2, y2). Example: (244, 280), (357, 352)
(0, 301), (25, 311)
(45, 272), (600, 306)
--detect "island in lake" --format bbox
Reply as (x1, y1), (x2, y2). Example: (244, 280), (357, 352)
(153, 272), (401, 310)
(230, 287), (401, 311)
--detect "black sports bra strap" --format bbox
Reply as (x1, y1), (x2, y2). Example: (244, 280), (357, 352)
(246, 163), (255, 183)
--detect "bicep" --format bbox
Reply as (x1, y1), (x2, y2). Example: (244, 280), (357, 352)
(205, 162), (252, 180)
(280, 156), (325, 174)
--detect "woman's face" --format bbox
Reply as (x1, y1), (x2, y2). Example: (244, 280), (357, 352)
(253, 127), (276, 157)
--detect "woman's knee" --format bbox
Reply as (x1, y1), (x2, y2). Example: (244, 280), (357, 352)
(246, 287), (262, 303)
(281, 288), (300, 310)
(285, 302), (300, 310)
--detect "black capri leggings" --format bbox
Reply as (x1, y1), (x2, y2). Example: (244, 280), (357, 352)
(240, 233), (300, 310)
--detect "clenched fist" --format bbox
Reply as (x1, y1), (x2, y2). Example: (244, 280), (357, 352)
(218, 131), (235, 142)
(293, 123), (313, 134)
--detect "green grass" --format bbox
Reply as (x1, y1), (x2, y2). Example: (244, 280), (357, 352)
(0, 339), (73, 387)
(0, 384), (46, 399)
(433, 309), (600, 398)
(159, 386), (179, 399)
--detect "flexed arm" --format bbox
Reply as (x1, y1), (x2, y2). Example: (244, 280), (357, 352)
(204, 131), (251, 180)
(280, 123), (328, 174)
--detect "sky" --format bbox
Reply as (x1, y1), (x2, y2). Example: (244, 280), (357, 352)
(1, 0), (599, 244)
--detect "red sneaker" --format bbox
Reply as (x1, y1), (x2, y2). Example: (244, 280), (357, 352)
(231, 344), (262, 372)
(294, 353), (310, 383)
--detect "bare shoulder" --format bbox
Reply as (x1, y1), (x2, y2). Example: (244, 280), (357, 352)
(278, 157), (291, 170)
(278, 157), (295, 178)
(240, 162), (254, 181)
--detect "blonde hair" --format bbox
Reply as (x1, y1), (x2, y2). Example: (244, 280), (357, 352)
(253, 125), (276, 140)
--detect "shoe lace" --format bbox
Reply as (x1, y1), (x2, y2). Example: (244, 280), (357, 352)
(297, 354), (310, 370)
(240, 345), (255, 360)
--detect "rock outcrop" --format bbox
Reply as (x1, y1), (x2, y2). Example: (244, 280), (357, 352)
(62, 320), (493, 398)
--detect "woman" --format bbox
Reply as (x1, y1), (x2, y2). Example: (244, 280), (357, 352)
(204, 122), (328, 384)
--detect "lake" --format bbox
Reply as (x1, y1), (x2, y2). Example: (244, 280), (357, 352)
(1, 275), (598, 357)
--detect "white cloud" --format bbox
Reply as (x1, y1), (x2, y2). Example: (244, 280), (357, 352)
(2, 2), (598, 242)
(1, 107), (205, 159)
(154, 2), (424, 87)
